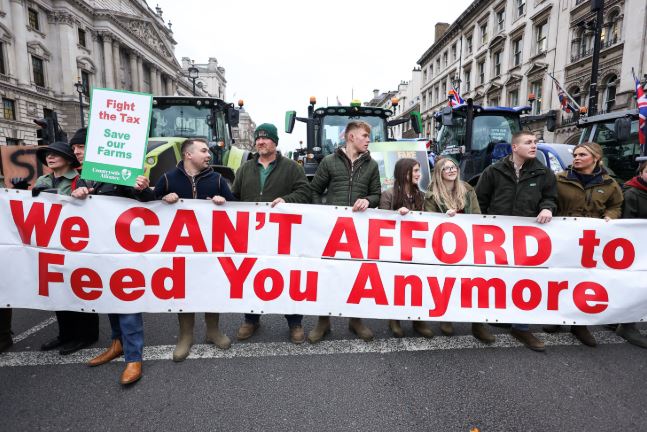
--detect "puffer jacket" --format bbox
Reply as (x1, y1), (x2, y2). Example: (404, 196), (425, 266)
(475, 156), (557, 217)
(310, 147), (381, 207)
(555, 167), (623, 219)
(154, 161), (235, 201)
(424, 182), (481, 214)
(622, 176), (647, 219)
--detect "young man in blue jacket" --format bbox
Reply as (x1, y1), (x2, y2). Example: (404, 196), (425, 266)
(154, 138), (235, 361)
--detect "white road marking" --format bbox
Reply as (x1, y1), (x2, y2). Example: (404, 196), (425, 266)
(0, 330), (639, 368)
(12, 316), (56, 343)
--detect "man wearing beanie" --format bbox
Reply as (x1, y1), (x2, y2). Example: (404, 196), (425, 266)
(69, 127), (86, 167)
(231, 123), (311, 343)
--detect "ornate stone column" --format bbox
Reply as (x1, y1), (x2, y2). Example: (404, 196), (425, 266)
(102, 34), (114, 88)
(137, 57), (144, 93)
(112, 40), (121, 89)
(129, 52), (138, 91)
(9, 0), (29, 85)
(154, 68), (162, 95)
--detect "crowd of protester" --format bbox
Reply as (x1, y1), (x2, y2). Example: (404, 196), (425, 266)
(1, 121), (646, 386)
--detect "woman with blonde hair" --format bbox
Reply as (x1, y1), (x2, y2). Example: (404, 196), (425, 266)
(424, 156), (495, 344)
(379, 158), (433, 338)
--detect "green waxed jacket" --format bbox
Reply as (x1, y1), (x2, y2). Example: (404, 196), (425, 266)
(33, 170), (78, 196)
(309, 147), (381, 207)
(232, 152), (311, 203)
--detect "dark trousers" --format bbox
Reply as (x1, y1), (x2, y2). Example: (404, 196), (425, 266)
(0, 308), (11, 342)
(55, 311), (99, 342)
(244, 313), (302, 328)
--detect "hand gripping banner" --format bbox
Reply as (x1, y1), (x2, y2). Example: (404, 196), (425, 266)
(1, 190), (646, 325)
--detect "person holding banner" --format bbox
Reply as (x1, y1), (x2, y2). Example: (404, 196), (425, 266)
(31, 142), (100, 355)
(543, 142), (623, 347)
(72, 170), (154, 385)
(154, 138), (235, 361)
(379, 158), (434, 338)
(232, 123), (311, 344)
(0, 309), (11, 353)
(308, 120), (382, 343)
(616, 160), (647, 348)
(424, 157), (496, 344)
(475, 131), (557, 352)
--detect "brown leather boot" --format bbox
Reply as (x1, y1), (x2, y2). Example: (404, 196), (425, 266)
(543, 325), (560, 333)
(289, 325), (305, 344)
(173, 313), (195, 362)
(571, 325), (597, 347)
(510, 328), (545, 352)
(236, 321), (259, 341)
(349, 318), (373, 341)
(472, 323), (495, 344)
(389, 320), (404, 338)
(412, 321), (434, 338)
(307, 316), (331, 343)
(617, 323), (647, 348)
(205, 313), (231, 349)
(88, 339), (123, 367)
(439, 322), (454, 336)
(119, 361), (142, 385)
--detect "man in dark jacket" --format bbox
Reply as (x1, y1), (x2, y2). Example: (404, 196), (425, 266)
(475, 131), (557, 352)
(155, 138), (234, 361)
(72, 172), (154, 385)
(308, 120), (382, 343)
(232, 123), (311, 343)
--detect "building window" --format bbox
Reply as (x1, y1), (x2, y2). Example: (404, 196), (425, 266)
(423, 69), (428, 83)
(489, 94), (500, 106)
(451, 44), (457, 61)
(535, 21), (548, 55)
(569, 86), (581, 107)
(516, 0), (526, 19)
(434, 86), (439, 105)
(464, 70), (471, 92)
(81, 71), (90, 97)
(0, 42), (5, 75)
(422, 94), (427, 110)
(78, 28), (86, 48)
(512, 37), (523, 66)
(443, 52), (448, 68)
(508, 89), (519, 106)
(496, 10), (505, 32)
(478, 60), (485, 85)
(2, 98), (15, 120)
(493, 51), (502, 76)
(480, 22), (488, 45)
(466, 36), (473, 54)
(28, 8), (40, 31)
(429, 64), (434, 78)
(603, 75), (617, 112)
(530, 80), (543, 114)
(436, 58), (441, 72)
(31, 56), (45, 87)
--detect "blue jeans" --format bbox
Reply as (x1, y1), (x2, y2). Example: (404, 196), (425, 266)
(244, 314), (302, 328)
(513, 324), (529, 331)
(109, 313), (144, 362)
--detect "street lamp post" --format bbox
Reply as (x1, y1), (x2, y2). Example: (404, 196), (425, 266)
(188, 61), (199, 96)
(587, 0), (605, 116)
(74, 77), (85, 128)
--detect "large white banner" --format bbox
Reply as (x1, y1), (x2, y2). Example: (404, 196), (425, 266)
(1, 190), (646, 324)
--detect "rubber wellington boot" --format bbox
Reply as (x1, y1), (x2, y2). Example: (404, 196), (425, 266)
(616, 323), (647, 349)
(205, 313), (231, 349)
(349, 318), (374, 341)
(307, 316), (331, 343)
(413, 321), (434, 338)
(389, 320), (404, 338)
(173, 313), (195, 362)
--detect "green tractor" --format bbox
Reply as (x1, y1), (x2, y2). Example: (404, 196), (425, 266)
(285, 97), (422, 179)
(144, 96), (251, 184)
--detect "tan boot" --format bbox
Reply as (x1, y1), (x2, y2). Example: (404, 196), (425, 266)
(236, 321), (259, 341)
(289, 325), (305, 344)
(510, 328), (545, 352)
(205, 313), (231, 349)
(88, 339), (123, 367)
(389, 320), (404, 338)
(439, 322), (454, 336)
(307, 316), (331, 343)
(472, 323), (495, 344)
(120, 361), (142, 385)
(349, 318), (373, 341)
(173, 313), (195, 362)
(413, 321), (434, 338)
(571, 325), (596, 347)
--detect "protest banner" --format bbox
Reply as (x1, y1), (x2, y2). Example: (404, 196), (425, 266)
(0, 190), (646, 324)
(369, 141), (431, 191)
(81, 88), (153, 186)
(0, 145), (50, 189)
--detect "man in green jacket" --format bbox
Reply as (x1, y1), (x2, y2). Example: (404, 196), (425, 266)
(475, 131), (557, 352)
(308, 120), (382, 343)
(232, 123), (311, 344)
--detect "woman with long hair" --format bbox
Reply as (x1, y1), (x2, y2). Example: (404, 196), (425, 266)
(543, 142), (623, 347)
(379, 158), (433, 338)
(424, 157), (495, 344)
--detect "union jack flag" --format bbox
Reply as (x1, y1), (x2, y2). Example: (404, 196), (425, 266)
(636, 77), (647, 150)
(447, 87), (464, 107)
(558, 89), (577, 113)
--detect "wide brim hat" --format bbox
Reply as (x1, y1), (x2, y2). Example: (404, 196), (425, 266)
(36, 141), (81, 168)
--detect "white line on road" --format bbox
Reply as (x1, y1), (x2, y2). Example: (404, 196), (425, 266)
(0, 330), (638, 368)
(12, 316), (56, 343)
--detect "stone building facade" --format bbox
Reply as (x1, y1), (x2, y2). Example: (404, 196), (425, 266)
(181, 56), (226, 99)
(417, 0), (647, 143)
(0, 0), (218, 146)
